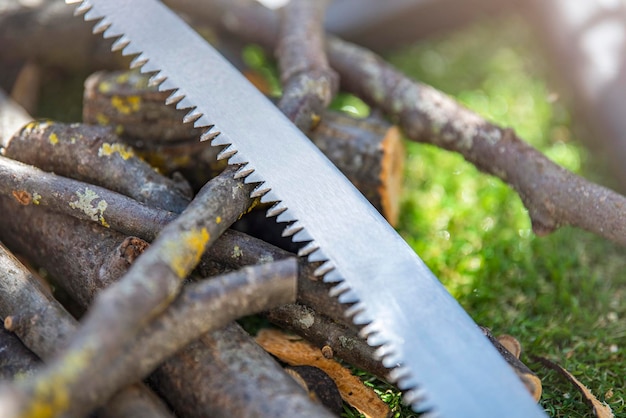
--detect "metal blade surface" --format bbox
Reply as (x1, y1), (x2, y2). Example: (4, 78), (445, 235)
(68, 1), (547, 416)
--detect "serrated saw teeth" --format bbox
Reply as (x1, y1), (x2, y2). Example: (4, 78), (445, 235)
(265, 202), (287, 218)
(337, 289), (361, 304)
(92, 19), (111, 34)
(328, 280), (351, 298)
(129, 53), (148, 68)
(111, 35), (130, 52)
(305, 247), (326, 262)
(387, 365), (412, 383)
(250, 184), (270, 199)
(148, 73), (167, 87)
(313, 261), (334, 277)
(233, 165), (254, 179)
(227, 152), (247, 166)
(216, 145), (237, 161)
(182, 109), (203, 124)
(298, 242), (319, 257)
(291, 228), (313, 243)
(243, 171), (265, 185)
(281, 222), (303, 238)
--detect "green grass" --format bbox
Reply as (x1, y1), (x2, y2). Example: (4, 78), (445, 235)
(379, 16), (626, 418)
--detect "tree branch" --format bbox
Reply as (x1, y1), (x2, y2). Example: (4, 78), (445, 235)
(275, 0), (338, 131)
(326, 37), (626, 244)
(0, 155), (176, 241)
(0, 242), (174, 418)
(3, 121), (192, 213)
(149, 322), (335, 418)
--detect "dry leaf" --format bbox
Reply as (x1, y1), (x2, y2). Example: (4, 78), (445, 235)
(535, 356), (614, 418)
(256, 328), (391, 418)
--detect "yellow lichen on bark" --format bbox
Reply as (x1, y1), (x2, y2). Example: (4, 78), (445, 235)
(21, 350), (90, 418)
(111, 95), (141, 115)
(48, 132), (59, 145)
(98, 142), (134, 160)
(163, 228), (210, 279)
(68, 188), (110, 227)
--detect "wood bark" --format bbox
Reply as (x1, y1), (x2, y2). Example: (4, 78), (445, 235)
(275, 0), (338, 132)
(0, 242), (174, 418)
(310, 111), (404, 226)
(83, 70), (403, 223)
(0, 328), (40, 381)
(0, 259), (296, 417)
(267, 303), (388, 379)
(3, 121), (192, 213)
(0, 200), (150, 309)
(0, 165), (256, 417)
(0, 155), (176, 241)
(149, 322), (336, 418)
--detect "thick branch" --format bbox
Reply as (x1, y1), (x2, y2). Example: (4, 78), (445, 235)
(0, 199), (150, 308)
(4, 121), (192, 212)
(0, 155), (176, 241)
(275, 0), (338, 131)
(149, 322), (335, 418)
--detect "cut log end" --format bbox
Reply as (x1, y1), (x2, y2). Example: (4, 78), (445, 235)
(379, 125), (404, 227)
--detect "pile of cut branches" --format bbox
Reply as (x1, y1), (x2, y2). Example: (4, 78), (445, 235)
(0, 1), (624, 417)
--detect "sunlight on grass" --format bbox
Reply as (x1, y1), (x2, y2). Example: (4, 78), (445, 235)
(386, 16), (626, 418)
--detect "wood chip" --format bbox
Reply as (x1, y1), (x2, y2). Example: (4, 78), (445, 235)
(256, 328), (391, 418)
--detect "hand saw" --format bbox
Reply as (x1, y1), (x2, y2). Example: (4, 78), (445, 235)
(66, 1), (547, 416)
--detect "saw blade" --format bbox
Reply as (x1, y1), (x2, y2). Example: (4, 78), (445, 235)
(67, 1), (547, 416)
